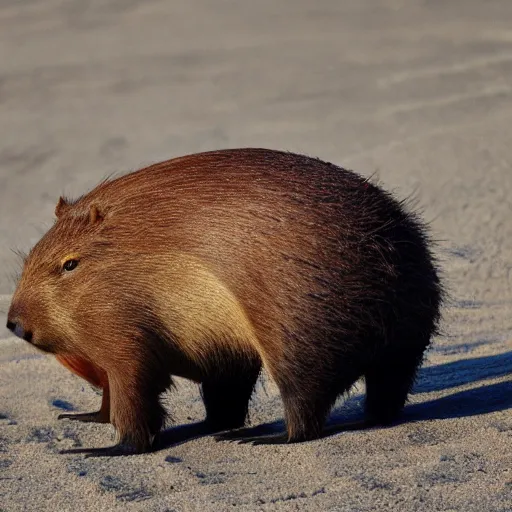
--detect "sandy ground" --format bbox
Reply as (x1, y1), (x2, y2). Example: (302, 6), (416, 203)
(1, 0), (511, 510)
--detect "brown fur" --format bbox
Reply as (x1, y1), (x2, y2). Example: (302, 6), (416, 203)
(7, 148), (443, 454)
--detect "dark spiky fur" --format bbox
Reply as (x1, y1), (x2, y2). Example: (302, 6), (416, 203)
(7, 148), (443, 454)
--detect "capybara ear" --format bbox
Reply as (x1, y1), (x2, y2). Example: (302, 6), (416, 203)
(55, 196), (70, 218)
(89, 204), (104, 225)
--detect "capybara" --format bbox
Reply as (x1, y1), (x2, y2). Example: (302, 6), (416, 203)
(7, 148), (443, 456)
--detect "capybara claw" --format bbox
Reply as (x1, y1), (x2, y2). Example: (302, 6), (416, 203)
(58, 411), (108, 423)
(60, 443), (141, 458)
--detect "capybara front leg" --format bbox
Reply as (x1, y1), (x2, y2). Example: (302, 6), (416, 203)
(202, 360), (261, 432)
(61, 371), (166, 457)
(56, 354), (110, 423)
(58, 382), (110, 423)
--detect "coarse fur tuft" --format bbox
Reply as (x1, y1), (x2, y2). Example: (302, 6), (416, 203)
(7, 148), (443, 454)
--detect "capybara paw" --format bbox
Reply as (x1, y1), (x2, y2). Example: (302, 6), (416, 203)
(60, 443), (145, 457)
(58, 411), (109, 423)
(234, 433), (291, 445)
(214, 425), (268, 442)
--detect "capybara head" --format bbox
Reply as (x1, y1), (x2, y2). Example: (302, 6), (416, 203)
(7, 197), (111, 354)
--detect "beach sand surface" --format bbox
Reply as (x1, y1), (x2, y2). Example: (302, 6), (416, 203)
(0, 1), (511, 510)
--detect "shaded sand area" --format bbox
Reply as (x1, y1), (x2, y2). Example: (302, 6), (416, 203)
(0, 1), (511, 510)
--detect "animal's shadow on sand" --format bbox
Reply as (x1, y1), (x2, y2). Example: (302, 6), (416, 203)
(404, 380), (512, 422)
(155, 351), (512, 449)
(414, 350), (512, 393)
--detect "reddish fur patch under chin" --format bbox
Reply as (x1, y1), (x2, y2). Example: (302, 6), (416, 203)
(55, 354), (107, 389)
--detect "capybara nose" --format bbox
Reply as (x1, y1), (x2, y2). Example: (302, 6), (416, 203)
(6, 320), (32, 343)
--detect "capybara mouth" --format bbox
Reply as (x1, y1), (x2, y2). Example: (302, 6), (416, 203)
(6, 319), (59, 352)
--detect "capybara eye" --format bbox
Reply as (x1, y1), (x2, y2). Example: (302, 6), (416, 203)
(62, 259), (79, 272)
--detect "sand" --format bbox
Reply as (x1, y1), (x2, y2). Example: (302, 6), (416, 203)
(0, 1), (511, 510)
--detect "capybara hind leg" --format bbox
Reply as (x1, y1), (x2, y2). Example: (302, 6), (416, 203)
(231, 376), (339, 445)
(230, 390), (333, 445)
(364, 345), (426, 425)
(202, 360), (261, 432)
(273, 347), (366, 443)
(220, 360), (364, 444)
(58, 382), (110, 423)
